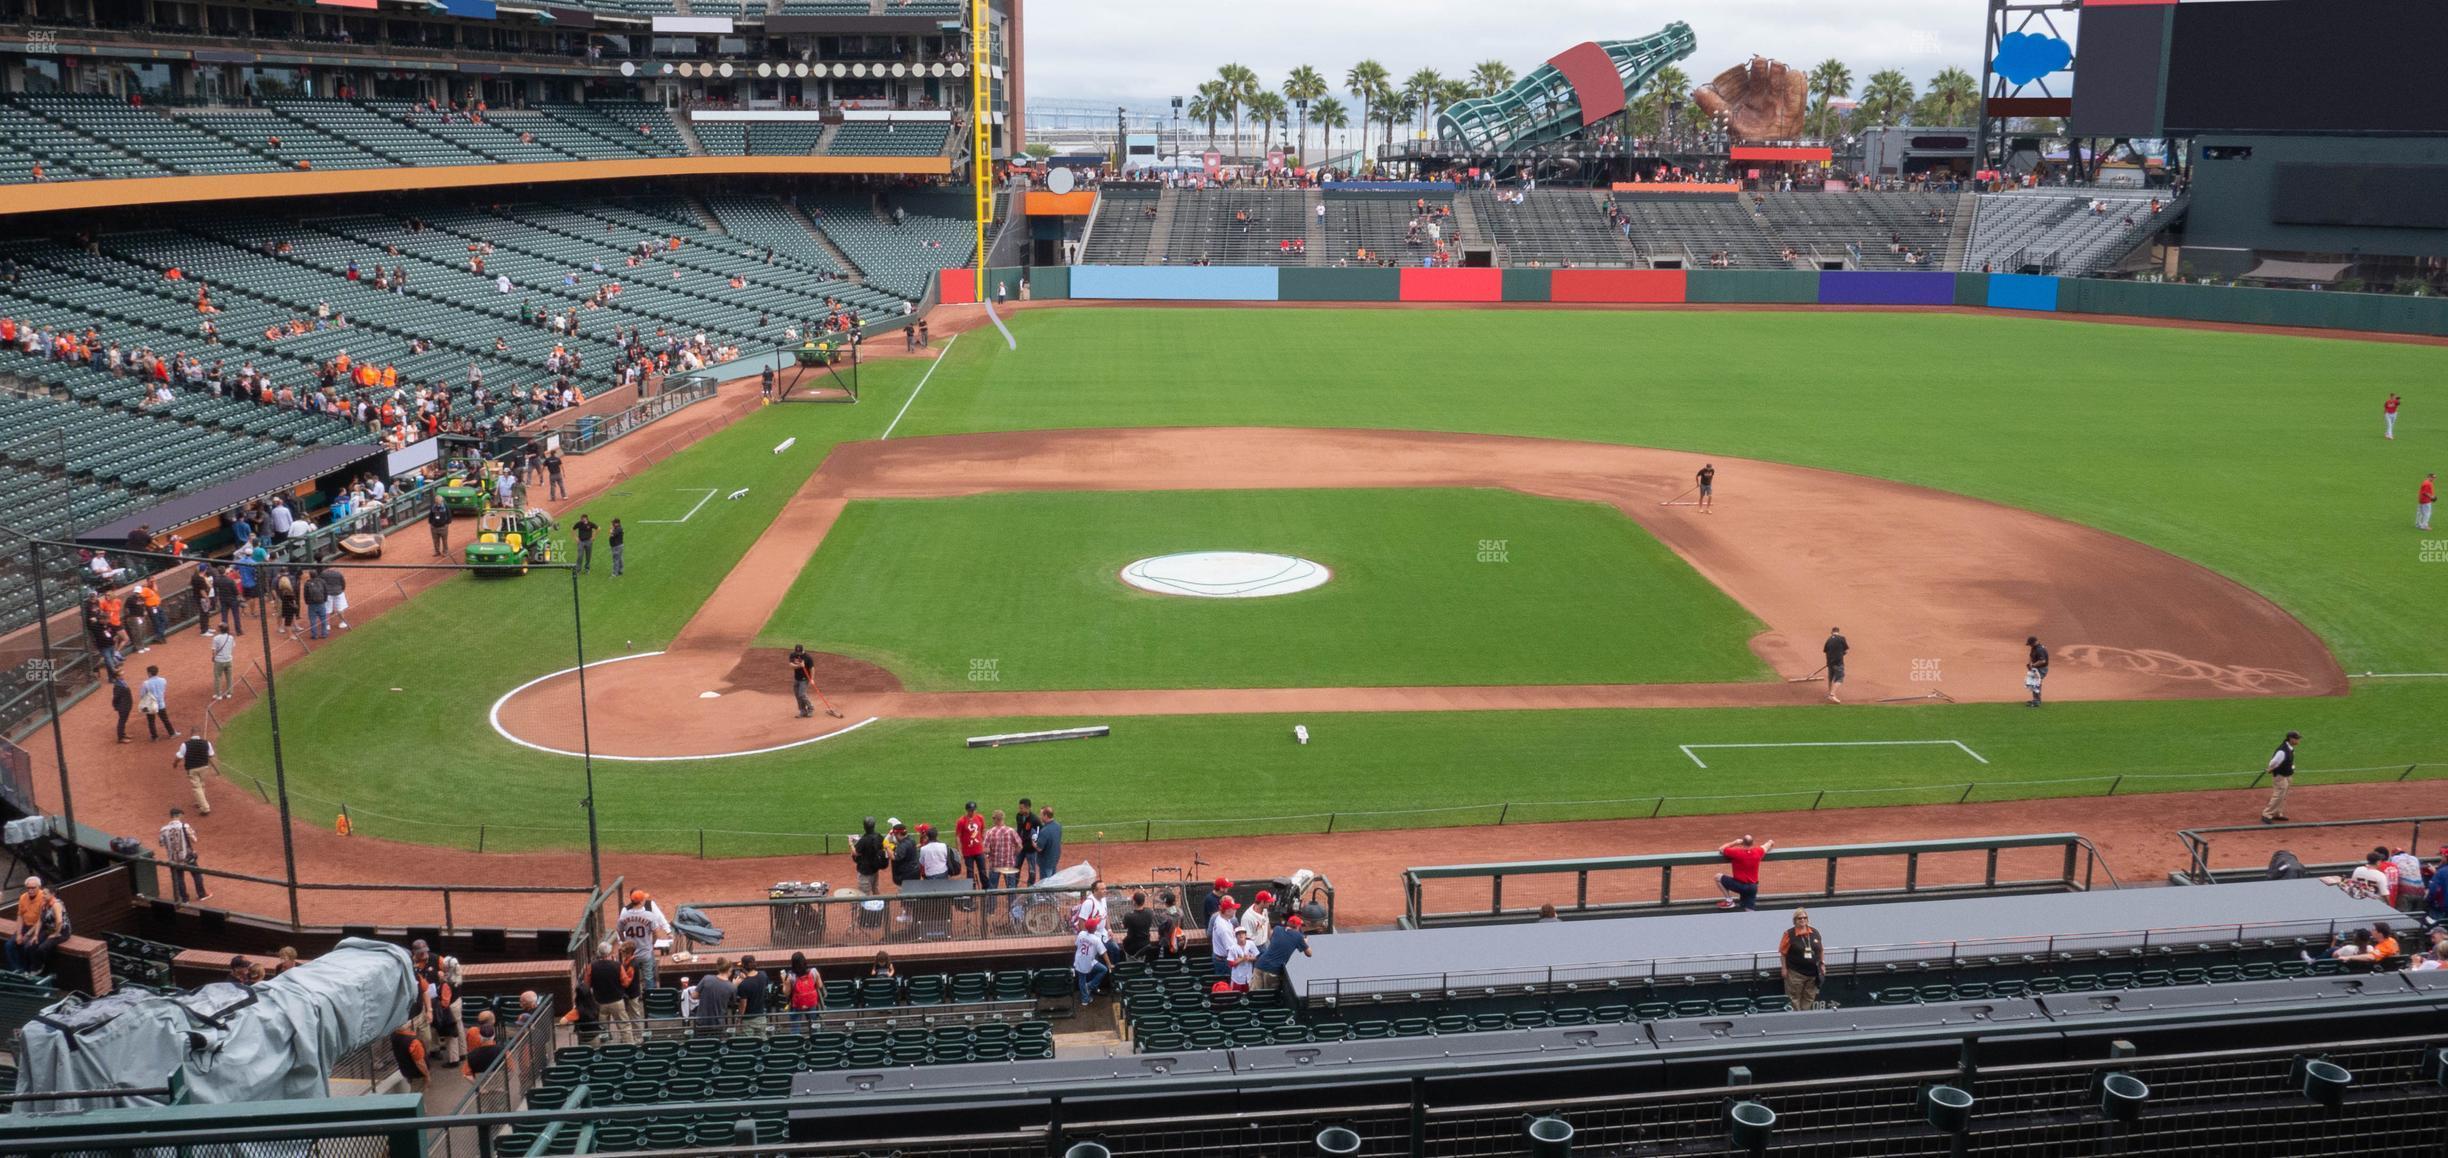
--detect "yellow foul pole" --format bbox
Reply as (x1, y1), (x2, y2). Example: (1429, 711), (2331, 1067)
(970, 0), (992, 302)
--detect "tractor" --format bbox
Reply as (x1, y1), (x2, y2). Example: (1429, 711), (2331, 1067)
(464, 506), (561, 576)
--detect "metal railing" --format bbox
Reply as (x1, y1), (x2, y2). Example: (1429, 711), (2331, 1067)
(114, 852), (599, 936)
(2174, 815), (2445, 886)
(1299, 912), (2370, 1006)
(680, 877), (1209, 952)
(1402, 833), (2106, 928)
(528, 374), (720, 456)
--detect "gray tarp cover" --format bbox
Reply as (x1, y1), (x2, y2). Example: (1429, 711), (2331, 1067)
(11, 937), (416, 1116)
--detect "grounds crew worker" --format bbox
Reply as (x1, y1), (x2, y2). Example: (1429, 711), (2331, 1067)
(2260, 730), (2302, 824)
(1822, 628), (1849, 703)
(426, 498), (452, 558)
(170, 727), (215, 815)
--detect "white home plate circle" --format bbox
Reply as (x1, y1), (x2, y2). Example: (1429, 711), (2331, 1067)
(1121, 552), (1331, 599)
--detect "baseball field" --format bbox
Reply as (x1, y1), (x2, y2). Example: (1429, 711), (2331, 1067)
(214, 305), (2448, 856)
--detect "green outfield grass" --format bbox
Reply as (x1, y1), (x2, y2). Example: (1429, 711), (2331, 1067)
(755, 488), (1769, 690)
(210, 309), (2448, 856)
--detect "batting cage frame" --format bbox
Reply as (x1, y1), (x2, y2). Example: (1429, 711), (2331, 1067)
(776, 335), (862, 404)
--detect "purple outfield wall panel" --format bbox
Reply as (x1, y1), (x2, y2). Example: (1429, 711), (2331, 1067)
(1818, 271), (1957, 306)
(1546, 42), (1627, 127)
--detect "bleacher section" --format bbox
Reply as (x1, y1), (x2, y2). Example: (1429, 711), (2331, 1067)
(1318, 194), (1455, 265)
(826, 121), (952, 157)
(804, 193), (974, 300)
(0, 193), (952, 559)
(1082, 188), (1159, 265)
(1164, 190), (1310, 266)
(1755, 190), (1962, 270)
(1963, 191), (2182, 276)
(366, 102), (580, 165)
(1468, 191), (1639, 268)
(746, 123), (830, 156)
(0, 99), (705, 182)
(528, 105), (688, 159)
(1612, 195), (1787, 268)
(179, 108), (391, 172)
(17, 96), (284, 177)
(497, 967), (1063, 1153)
(0, 103), (170, 183)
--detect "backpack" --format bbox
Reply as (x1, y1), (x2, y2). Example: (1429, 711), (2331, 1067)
(789, 970), (821, 1011)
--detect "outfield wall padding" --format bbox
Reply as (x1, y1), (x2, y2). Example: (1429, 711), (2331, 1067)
(1501, 269), (1553, 303)
(1068, 265), (1280, 302)
(937, 267), (977, 305)
(1016, 264), (2448, 339)
(1985, 274), (2060, 312)
(984, 266), (1026, 305)
(1818, 271), (1957, 306)
(1550, 269), (1687, 303)
(1399, 267), (1506, 302)
(1685, 270), (1820, 303)
(1951, 273), (1990, 308)
(1279, 267), (1401, 302)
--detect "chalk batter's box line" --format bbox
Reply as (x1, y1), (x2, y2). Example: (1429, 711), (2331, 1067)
(636, 488), (718, 525)
(1677, 739), (1990, 770)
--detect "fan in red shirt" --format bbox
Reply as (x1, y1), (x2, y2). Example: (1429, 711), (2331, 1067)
(1714, 834), (1775, 911)
(954, 803), (988, 889)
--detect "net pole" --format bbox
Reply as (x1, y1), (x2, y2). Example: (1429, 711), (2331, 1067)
(25, 537), (80, 856)
(568, 564), (603, 889)
(253, 563), (303, 930)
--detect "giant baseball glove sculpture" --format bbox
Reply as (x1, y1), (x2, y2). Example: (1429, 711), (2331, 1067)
(1690, 57), (1811, 142)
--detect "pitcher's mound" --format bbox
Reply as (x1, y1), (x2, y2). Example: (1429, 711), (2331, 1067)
(721, 650), (904, 693)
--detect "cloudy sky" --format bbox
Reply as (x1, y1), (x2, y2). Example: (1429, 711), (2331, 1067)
(1023, 0), (2006, 110)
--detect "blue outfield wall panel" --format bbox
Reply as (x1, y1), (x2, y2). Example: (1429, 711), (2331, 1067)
(1986, 274), (2060, 312)
(1818, 271), (1957, 306)
(1068, 265), (1281, 302)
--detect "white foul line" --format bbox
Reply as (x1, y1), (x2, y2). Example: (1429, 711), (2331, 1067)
(2347, 672), (2448, 679)
(488, 651), (880, 763)
(637, 488), (717, 525)
(881, 333), (958, 441)
(1678, 740), (1989, 770)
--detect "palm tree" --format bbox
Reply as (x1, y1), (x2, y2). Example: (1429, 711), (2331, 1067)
(1402, 67), (1444, 141)
(1380, 92), (1418, 162)
(1187, 81), (1225, 151)
(1435, 77), (1473, 141)
(1809, 58), (1851, 140)
(1470, 59), (1515, 98)
(1860, 69), (1915, 128)
(1283, 65), (1328, 165)
(1921, 66), (1978, 127)
(1247, 91), (1287, 157)
(1310, 95), (1349, 167)
(1625, 65), (1690, 141)
(1215, 63), (1258, 156)
(1344, 59), (1389, 164)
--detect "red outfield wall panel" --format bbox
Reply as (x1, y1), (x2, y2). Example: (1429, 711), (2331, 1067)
(1398, 267), (1505, 303)
(938, 267), (977, 305)
(1549, 269), (1688, 303)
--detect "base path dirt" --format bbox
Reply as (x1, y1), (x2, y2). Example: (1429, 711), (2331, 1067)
(494, 426), (2341, 759)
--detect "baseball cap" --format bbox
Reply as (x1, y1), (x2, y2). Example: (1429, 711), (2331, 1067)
(1286, 915), (1304, 928)
(887, 817), (904, 829)
(1255, 890), (1274, 905)
(1220, 896), (1240, 910)
(1080, 916), (1101, 930)
(1214, 877), (1233, 890)
(628, 890), (648, 905)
